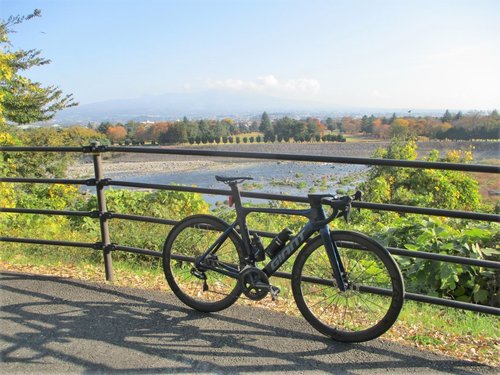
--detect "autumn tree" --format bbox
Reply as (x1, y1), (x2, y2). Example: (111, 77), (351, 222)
(341, 116), (361, 134)
(390, 118), (413, 138)
(420, 117), (451, 138)
(60, 126), (107, 146)
(106, 126), (127, 144)
(134, 124), (150, 144)
(0, 10), (76, 125)
(372, 118), (391, 139)
(150, 122), (170, 144)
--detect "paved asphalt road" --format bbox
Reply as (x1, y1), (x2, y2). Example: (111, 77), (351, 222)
(0, 271), (496, 374)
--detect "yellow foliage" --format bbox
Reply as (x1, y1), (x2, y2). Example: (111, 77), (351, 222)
(0, 182), (15, 208)
(0, 50), (15, 124)
(0, 131), (16, 145)
(445, 148), (474, 163)
(47, 184), (80, 210)
(392, 118), (410, 127)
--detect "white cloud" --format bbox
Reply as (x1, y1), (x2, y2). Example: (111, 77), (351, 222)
(207, 75), (320, 96)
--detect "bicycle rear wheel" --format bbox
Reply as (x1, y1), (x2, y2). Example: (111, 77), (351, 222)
(292, 230), (404, 342)
(163, 215), (244, 312)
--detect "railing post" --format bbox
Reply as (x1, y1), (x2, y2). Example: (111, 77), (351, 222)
(91, 142), (114, 282)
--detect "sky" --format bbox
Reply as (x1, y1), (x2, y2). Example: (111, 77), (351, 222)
(2, 0), (500, 111)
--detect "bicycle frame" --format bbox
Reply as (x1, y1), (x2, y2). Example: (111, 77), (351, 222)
(194, 182), (348, 292)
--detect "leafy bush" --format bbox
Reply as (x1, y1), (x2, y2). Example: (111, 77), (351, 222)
(375, 216), (499, 305)
(361, 137), (481, 211)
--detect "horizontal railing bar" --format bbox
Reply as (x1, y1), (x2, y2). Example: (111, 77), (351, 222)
(110, 213), (177, 226)
(0, 146), (82, 152)
(107, 146), (500, 173)
(108, 180), (308, 203)
(111, 213), (278, 239)
(388, 247), (500, 269)
(339, 239), (500, 269)
(0, 237), (99, 249)
(113, 245), (162, 258)
(405, 291), (500, 315)
(1, 207), (94, 217)
(109, 180), (499, 222)
(0, 177), (89, 185)
(2, 145), (498, 173)
(108, 180), (231, 195)
(355, 202), (499, 222)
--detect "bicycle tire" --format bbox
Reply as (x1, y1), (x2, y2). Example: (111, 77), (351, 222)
(163, 215), (245, 312)
(292, 230), (404, 342)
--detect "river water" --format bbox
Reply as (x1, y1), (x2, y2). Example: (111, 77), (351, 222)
(102, 161), (369, 206)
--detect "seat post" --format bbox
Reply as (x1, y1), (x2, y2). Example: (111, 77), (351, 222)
(229, 182), (243, 208)
(229, 181), (254, 259)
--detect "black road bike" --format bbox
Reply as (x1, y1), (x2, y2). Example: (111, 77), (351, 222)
(163, 176), (404, 342)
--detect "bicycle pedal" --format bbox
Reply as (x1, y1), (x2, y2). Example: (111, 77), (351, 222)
(269, 285), (280, 301)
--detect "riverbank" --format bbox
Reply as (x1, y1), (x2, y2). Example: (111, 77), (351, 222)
(67, 159), (260, 179)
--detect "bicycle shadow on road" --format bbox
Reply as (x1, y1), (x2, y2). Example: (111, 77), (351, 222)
(0, 272), (493, 374)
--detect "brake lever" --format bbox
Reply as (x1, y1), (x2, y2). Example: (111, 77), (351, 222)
(343, 205), (351, 223)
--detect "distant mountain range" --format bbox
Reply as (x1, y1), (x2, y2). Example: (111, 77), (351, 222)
(54, 90), (446, 125)
(55, 90), (329, 124)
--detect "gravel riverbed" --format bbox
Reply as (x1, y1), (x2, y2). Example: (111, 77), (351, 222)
(66, 140), (499, 179)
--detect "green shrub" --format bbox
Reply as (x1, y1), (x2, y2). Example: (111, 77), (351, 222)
(376, 216), (499, 305)
(360, 137), (481, 211)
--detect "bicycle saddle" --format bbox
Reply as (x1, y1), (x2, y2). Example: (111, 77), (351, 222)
(215, 176), (253, 183)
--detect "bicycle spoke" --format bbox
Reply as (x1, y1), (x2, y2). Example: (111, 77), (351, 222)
(354, 291), (388, 312)
(293, 232), (402, 340)
(164, 216), (243, 311)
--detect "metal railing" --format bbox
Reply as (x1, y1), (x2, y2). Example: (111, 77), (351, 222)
(1, 143), (499, 316)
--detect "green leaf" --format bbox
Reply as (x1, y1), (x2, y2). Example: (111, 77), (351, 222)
(481, 247), (499, 257)
(404, 244), (419, 251)
(441, 242), (455, 250)
(463, 228), (488, 240)
(473, 289), (489, 304)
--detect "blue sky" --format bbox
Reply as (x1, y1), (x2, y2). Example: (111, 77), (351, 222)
(2, 0), (499, 110)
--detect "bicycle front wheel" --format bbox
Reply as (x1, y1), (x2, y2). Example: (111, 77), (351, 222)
(163, 215), (245, 312)
(292, 230), (404, 342)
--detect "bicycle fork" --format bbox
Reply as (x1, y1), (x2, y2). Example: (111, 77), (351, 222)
(319, 225), (348, 292)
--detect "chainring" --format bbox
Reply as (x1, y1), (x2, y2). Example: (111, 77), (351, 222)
(239, 266), (269, 301)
